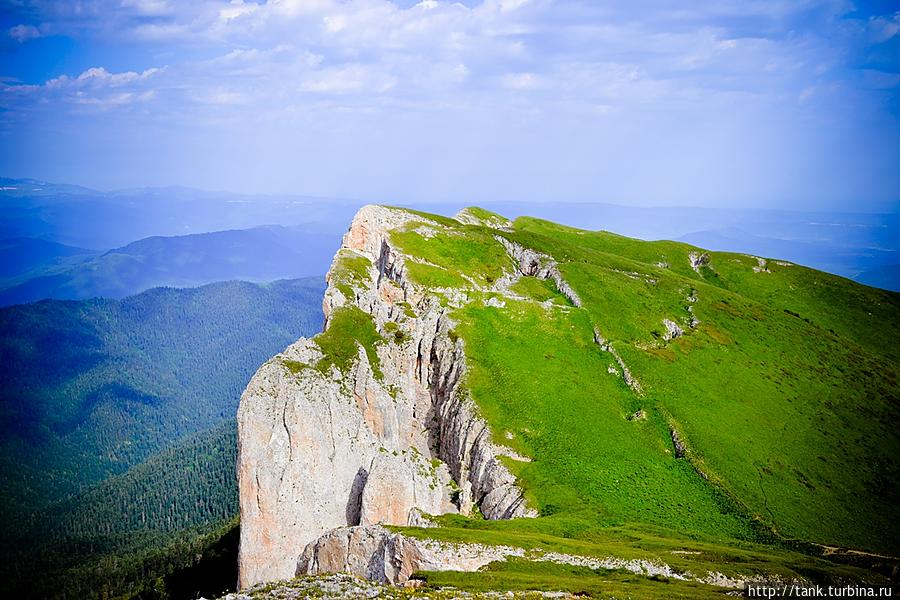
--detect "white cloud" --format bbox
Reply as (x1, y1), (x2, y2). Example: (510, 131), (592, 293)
(2, 0), (898, 209)
(9, 24), (44, 42)
(45, 66), (162, 89)
(302, 64), (397, 94)
(869, 12), (900, 43)
(500, 72), (539, 90)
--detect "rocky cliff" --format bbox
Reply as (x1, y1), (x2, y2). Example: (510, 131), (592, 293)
(236, 206), (536, 589)
(234, 204), (898, 596)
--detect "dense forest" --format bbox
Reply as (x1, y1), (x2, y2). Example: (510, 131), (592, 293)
(0, 278), (325, 599)
(4, 423), (240, 599)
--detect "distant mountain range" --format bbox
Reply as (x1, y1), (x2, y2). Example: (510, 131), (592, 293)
(0, 177), (358, 250)
(2, 177), (897, 293)
(0, 225), (339, 306)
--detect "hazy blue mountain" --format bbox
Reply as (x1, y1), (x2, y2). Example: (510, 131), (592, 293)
(0, 178), (357, 250)
(677, 226), (899, 291)
(3, 177), (897, 291)
(0, 225), (337, 306)
(0, 237), (95, 279)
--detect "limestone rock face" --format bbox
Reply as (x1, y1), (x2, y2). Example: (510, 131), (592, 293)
(237, 205), (535, 589)
(296, 525), (525, 585)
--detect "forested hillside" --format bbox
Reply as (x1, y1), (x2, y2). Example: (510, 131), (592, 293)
(4, 422), (239, 599)
(0, 277), (325, 599)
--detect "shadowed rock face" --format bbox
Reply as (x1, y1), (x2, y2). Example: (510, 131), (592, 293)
(237, 206), (535, 589)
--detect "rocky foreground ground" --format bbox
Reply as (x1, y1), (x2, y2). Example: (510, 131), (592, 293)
(216, 573), (585, 600)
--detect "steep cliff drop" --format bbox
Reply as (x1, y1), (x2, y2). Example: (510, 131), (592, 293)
(236, 206), (536, 589)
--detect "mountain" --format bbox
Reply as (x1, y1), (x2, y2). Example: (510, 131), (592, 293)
(0, 237), (95, 280)
(0, 178), (358, 250)
(236, 206), (898, 597)
(0, 226), (337, 306)
(678, 226), (900, 292)
(4, 177), (898, 292)
(0, 278), (325, 599)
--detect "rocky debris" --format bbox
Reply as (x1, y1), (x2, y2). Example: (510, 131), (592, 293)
(593, 328), (642, 395)
(536, 552), (689, 581)
(238, 205), (535, 589)
(688, 252), (710, 273)
(495, 237), (582, 307)
(494, 444), (532, 463)
(688, 311), (700, 329)
(685, 289), (700, 329)
(293, 526), (776, 593)
(671, 429), (686, 459)
(454, 208), (513, 230)
(662, 319), (684, 341)
(611, 268), (657, 285)
(484, 296), (506, 308)
(698, 571), (800, 590)
(627, 410), (647, 421)
(656, 261), (670, 269)
(752, 256), (771, 273)
(774, 260), (792, 267)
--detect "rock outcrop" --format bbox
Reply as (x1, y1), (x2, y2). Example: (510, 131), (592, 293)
(296, 525), (526, 585)
(237, 206), (535, 589)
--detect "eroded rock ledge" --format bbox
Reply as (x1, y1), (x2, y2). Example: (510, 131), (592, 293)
(237, 206), (535, 589)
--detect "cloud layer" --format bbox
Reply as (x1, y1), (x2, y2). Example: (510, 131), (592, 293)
(1, 0), (898, 209)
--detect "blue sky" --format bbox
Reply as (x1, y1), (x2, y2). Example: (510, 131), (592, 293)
(1, 0), (899, 210)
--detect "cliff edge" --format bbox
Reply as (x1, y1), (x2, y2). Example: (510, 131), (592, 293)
(236, 206), (536, 588)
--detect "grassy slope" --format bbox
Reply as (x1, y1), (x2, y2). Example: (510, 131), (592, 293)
(386, 208), (898, 593)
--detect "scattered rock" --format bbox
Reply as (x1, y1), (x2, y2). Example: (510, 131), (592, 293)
(593, 328), (642, 394)
(495, 237), (582, 307)
(752, 256), (771, 273)
(688, 252), (710, 273)
(663, 319), (684, 341)
(484, 296), (507, 308)
(671, 429), (686, 459)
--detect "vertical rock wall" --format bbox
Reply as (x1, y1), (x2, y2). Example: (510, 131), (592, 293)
(237, 206), (535, 589)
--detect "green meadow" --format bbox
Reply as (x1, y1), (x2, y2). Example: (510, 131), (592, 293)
(380, 207), (899, 593)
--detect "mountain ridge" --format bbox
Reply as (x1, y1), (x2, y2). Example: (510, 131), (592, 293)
(0, 226), (337, 306)
(235, 205), (898, 597)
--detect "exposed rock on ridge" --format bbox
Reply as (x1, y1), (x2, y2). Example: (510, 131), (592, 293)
(495, 236), (582, 307)
(237, 205), (535, 589)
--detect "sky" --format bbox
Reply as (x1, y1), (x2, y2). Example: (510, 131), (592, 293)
(1, 0), (899, 210)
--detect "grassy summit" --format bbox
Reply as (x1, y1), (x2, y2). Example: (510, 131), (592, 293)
(380, 206), (898, 592)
